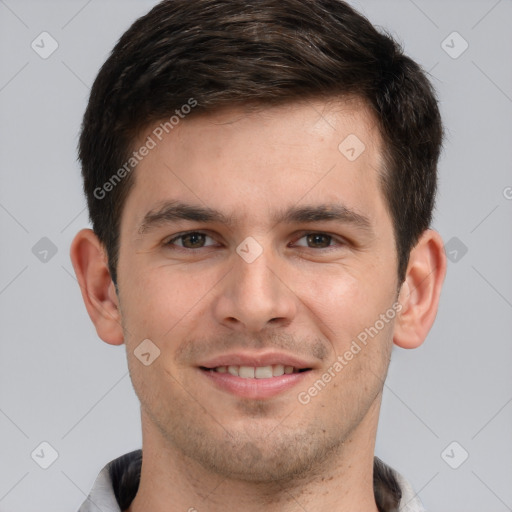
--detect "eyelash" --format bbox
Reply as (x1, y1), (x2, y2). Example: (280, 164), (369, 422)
(163, 231), (346, 252)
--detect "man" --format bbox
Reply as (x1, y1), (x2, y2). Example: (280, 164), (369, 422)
(71, 0), (446, 510)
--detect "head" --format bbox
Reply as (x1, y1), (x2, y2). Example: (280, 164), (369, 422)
(71, 0), (446, 485)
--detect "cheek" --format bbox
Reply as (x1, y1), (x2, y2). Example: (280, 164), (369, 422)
(306, 270), (396, 410)
(300, 264), (393, 345)
(122, 265), (220, 340)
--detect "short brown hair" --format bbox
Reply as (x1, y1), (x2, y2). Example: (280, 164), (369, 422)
(79, 0), (443, 285)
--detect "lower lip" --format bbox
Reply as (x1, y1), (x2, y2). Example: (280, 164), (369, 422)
(199, 368), (311, 399)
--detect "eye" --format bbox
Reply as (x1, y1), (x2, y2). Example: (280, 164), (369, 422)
(293, 232), (341, 249)
(164, 231), (217, 249)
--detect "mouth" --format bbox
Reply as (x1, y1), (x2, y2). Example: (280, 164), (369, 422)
(199, 364), (311, 379)
(199, 364), (311, 378)
(197, 355), (314, 399)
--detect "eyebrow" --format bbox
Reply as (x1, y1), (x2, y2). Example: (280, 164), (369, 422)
(138, 200), (373, 235)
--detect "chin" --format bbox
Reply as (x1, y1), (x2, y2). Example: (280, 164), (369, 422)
(171, 421), (341, 484)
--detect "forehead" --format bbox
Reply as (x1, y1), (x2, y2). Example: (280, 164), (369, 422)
(122, 97), (389, 233)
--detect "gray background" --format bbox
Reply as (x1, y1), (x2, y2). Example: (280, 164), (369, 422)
(0, 0), (511, 510)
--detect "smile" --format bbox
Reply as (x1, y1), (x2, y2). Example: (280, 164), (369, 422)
(199, 365), (312, 399)
(200, 364), (309, 378)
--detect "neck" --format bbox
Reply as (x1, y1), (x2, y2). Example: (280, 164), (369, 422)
(127, 402), (382, 512)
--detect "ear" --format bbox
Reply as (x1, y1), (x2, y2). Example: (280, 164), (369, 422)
(70, 228), (124, 345)
(393, 229), (447, 349)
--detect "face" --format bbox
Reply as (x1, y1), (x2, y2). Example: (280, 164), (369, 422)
(116, 98), (400, 482)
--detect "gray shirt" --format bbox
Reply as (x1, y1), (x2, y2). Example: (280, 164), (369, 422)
(77, 450), (426, 512)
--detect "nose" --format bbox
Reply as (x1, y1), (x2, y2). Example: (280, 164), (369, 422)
(212, 246), (298, 332)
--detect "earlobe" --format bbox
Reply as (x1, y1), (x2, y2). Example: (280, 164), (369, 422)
(393, 229), (447, 349)
(70, 228), (124, 346)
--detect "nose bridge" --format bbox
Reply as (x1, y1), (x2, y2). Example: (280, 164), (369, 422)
(214, 240), (296, 331)
(238, 247), (277, 301)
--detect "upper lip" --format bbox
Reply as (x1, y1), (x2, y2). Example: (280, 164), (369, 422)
(198, 351), (316, 370)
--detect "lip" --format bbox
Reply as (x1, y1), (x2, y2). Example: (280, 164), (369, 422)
(199, 367), (311, 399)
(197, 350), (316, 400)
(197, 351), (317, 370)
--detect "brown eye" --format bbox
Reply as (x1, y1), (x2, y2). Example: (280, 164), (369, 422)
(181, 232), (207, 248)
(165, 232), (216, 249)
(306, 233), (332, 248)
(294, 233), (337, 249)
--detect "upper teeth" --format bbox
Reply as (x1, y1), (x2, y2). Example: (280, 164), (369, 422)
(213, 365), (296, 378)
